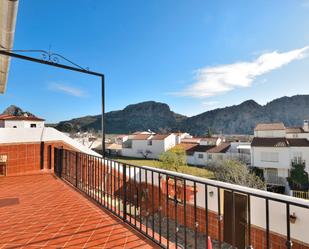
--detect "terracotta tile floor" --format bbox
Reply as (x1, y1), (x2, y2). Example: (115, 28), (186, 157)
(0, 174), (159, 248)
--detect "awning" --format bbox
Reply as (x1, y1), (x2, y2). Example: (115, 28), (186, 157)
(0, 0), (19, 93)
(236, 144), (251, 150)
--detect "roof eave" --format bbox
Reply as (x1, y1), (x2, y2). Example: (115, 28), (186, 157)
(0, 0), (19, 93)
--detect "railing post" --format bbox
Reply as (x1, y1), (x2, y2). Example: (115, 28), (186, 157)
(75, 152), (78, 188)
(123, 163), (127, 221)
(59, 148), (63, 178)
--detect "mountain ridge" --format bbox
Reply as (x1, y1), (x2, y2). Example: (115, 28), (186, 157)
(3, 95), (309, 135)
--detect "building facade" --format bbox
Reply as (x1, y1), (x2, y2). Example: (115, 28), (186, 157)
(251, 122), (309, 187)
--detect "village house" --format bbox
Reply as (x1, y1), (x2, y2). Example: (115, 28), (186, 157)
(0, 114), (45, 128)
(121, 133), (177, 159)
(251, 121), (309, 188)
(178, 142), (231, 166)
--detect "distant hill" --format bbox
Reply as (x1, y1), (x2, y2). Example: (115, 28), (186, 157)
(5, 95), (309, 135)
(55, 101), (187, 134)
(1, 105), (36, 117)
(180, 95), (309, 135)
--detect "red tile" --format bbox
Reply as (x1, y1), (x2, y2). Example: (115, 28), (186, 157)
(0, 174), (158, 248)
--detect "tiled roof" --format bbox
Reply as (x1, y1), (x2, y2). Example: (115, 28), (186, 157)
(201, 137), (219, 142)
(287, 138), (309, 147)
(207, 142), (231, 153)
(181, 138), (201, 143)
(252, 137), (309, 147)
(116, 134), (128, 138)
(177, 142), (230, 155)
(255, 123), (285, 131)
(131, 134), (152, 140)
(106, 143), (122, 150)
(186, 145), (214, 155)
(151, 134), (171, 140)
(251, 137), (288, 147)
(0, 114), (45, 121)
(285, 127), (306, 134)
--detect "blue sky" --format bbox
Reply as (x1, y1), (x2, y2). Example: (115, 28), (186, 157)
(1, 0), (309, 122)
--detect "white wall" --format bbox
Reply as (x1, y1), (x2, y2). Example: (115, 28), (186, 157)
(4, 120), (45, 128)
(251, 147), (290, 169)
(254, 130), (286, 137)
(0, 127), (100, 157)
(121, 134), (176, 159)
(252, 146), (309, 174)
(286, 132), (309, 140)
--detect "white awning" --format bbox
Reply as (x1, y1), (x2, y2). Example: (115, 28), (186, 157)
(236, 144), (251, 150)
(0, 0), (19, 93)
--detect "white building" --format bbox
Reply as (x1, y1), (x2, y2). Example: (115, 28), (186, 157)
(179, 142), (231, 166)
(0, 127), (101, 157)
(121, 133), (176, 159)
(0, 114), (45, 128)
(251, 121), (309, 186)
(225, 141), (251, 164)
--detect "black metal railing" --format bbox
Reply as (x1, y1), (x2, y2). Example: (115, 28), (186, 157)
(54, 148), (309, 249)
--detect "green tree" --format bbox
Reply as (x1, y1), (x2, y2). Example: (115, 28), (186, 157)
(211, 159), (266, 190)
(288, 162), (309, 190)
(159, 147), (187, 172)
(206, 127), (213, 138)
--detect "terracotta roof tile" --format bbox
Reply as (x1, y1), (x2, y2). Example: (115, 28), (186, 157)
(255, 123), (285, 131)
(287, 138), (309, 147)
(251, 137), (288, 147)
(151, 134), (171, 140)
(0, 114), (45, 121)
(177, 142), (230, 155)
(207, 143), (231, 153)
(181, 138), (201, 143)
(285, 127), (306, 134)
(131, 134), (152, 140)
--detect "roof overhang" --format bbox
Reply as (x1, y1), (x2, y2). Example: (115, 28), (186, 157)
(0, 0), (18, 93)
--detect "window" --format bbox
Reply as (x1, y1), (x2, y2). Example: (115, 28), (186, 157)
(147, 140), (152, 146)
(292, 151), (303, 164)
(261, 152), (279, 162)
(208, 154), (212, 160)
(30, 124), (37, 128)
(13, 126), (17, 128)
(198, 153), (204, 159)
(293, 134), (298, 138)
(265, 168), (278, 183)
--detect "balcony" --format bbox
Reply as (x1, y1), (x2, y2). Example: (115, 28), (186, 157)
(1, 148), (309, 249)
(0, 174), (158, 248)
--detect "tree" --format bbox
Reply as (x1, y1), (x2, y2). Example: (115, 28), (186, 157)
(159, 147), (187, 172)
(206, 127), (213, 138)
(288, 162), (309, 190)
(211, 159), (266, 190)
(138, 150), (152, 159)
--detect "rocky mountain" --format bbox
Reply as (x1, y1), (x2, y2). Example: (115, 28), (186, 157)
(1, 105), (36, 117)
(55, 101), (187, 134)
(5, 95), (309, 135)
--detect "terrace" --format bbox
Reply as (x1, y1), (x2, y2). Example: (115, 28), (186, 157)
(3, 148), (304, 249)
(0, 148), (309, 249)
(0, 174), (158, 248)
(0, 1), (309, 248)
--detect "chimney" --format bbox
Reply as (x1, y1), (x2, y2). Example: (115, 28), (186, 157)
(303, 120), (309, 132)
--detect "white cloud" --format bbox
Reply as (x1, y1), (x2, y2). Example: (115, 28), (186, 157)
(176, 46), (309, 98)
(48, 83), (86, 97)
